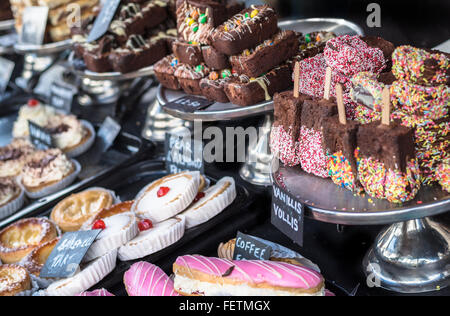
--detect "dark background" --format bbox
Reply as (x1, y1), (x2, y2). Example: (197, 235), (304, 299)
(247, 0), (450, 48)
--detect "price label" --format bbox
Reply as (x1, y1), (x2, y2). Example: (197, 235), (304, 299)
(19, 6), (49, 45)
(40, 230), (101, 278)
(271, 182), (304, 246)
(164, 96), (214, 113)
(49, 81), (77, 113)
(233, 232), (272, 261)
(165, 128), (204, 174)
(0, 57), (14, 94)
(97, 116), (121, 153)
(87, 0), (121, 42)
(28, 121), (53, 150)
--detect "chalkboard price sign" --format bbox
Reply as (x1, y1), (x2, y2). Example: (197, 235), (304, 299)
(0, 57), (14, 94)
(233, 232), (272, 261)
(40, 230), (101, 278)
(49, 81), (77, 113)
(271, 182), (305, 246)
(28, 121), (53, 150)
(165, 129), (204, 174)
(19, 7), (49, 45)
(164, 96), (214, 113)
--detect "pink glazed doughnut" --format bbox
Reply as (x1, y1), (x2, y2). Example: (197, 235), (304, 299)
(124, 261), (179, 296)
(173, 255), (325, 296)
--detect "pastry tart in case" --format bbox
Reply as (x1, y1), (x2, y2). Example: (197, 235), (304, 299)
(22, 237), (60, 277)
(50, 188), (115, 232)
(0, 264), (32, 296)
(0, 218), (58, 264)
(81, 201), (139, 261)
(132, 172), (200, 223)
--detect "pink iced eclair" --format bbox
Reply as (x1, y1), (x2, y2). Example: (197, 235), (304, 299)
(173, 255), (325, 296)
(77, 289), (114, 296)
(124, 261), (179, 296)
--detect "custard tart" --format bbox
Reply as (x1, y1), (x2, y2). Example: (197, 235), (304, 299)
(50, 188), (114, 232)
(23, 237), (60, 277)
(0, 264), (32, 296)
(0, 217), (58, 264)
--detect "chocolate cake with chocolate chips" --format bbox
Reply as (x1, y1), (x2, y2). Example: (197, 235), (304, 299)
(210, 5), (278, 56)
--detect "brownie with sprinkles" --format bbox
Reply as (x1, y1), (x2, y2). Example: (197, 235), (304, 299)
(223, 63), (292, 106)
(154, 54), (182, 90)
(357, 121), (415, 173)
(209, 5), (279, 56)
(175, 63), (212, 95)
(229, 30), (300, 78)
(202, 45), (231, 69)
(200, 70), (233, 103)
(172, 41), (204, 65)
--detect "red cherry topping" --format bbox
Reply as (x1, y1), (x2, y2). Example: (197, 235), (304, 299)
(92, 219), (106, 230)
(157, 186), (170, 197)
(138, 219), (153, 232)
(27, 99), (39, 107)
(193, 192), (205, 203)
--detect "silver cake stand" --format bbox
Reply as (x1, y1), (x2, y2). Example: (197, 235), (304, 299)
(0, 20), (15, 32)
(272, 161), (450, 293)
(65, 52), (156, 106)
(158, 18), (363, 185)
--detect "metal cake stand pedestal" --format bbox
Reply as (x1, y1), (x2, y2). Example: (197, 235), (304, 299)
(272, 162), (450, 293)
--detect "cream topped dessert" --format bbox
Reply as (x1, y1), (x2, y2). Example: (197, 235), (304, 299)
(46, 114), (88, 151)
(0, 138), (36, 177)
(0, 177), (21, 207)
(12, 100), (57, 138)
(21, 149), (74, 190)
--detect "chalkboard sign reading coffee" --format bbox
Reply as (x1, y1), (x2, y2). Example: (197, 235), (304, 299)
(28, 121), (53, 150)
(0, 57), (14, 93)
(233, 231), (272, 261)
(165, 130), (204, 174)
(40, 230), (101, 278)
(49, 81), (77, 113)
(271, 182), (305, 246)
(164, 96), (214, 113)
(87, 0), (121, 42)
(19, 7), (49, 45)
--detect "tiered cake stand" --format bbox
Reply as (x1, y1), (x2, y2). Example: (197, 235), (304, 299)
(272, 161), (450, 293)
(157, 18), (363, 185)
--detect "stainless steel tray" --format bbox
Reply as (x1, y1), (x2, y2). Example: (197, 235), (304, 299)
(158, 18), (364, 122)
(66, 51), (155, 81)
(14, 39), (72, 55)
(272, 160), (450, 225)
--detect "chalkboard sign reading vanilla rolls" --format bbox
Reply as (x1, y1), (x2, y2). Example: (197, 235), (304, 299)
(233, 231), (272, 261)
(40, 230), (101, 278)
(271, 183), (305, 246)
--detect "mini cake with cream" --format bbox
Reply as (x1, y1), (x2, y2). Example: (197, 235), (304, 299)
(12, 100), (57, 138)
(0, 177), (21, 208)
(0, 138), (36, 177)
(46, 114), (90, 152)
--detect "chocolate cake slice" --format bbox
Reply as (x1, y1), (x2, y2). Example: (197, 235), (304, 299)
(202, 45), (231, 69)
(229, 30), (300, 77)
(175, 63), (211, 95)
(200, 69), (234, 103)
(154, 54), (182, 90)
(210, 5), (278, 56)
(81, 36), (118, 73)
(172, 41), (204, 66)
(223, 63), (292, 106)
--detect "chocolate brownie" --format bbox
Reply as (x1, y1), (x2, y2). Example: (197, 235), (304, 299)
(224, 63), (292, 106)
(172, 41), (204, 65)
(273, 91), (312, 142)
(357, 120), (416, 172)
(177, 0), (228, 44)
(109, 35), (168, 73)
(229, 30), (300, 77)
(82, 36), (117, 73)
(202, 45), (231, 69)
(210, 5), (278, 56)
(200, 70), (233, 103)
(154, 54), (182, 90)
(225, 0), (245, 17)
(175, 63), (211, 95)
(322, 116), (360, 181)
(362, 36), (395, 71)
(0, 0), (13, 21)
(301, 98), (338, 131)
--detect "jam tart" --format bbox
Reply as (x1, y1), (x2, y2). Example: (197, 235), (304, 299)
(50, 188), (115, 232)
(0, 218), (58, 264)
(0, 264), (32, 296)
